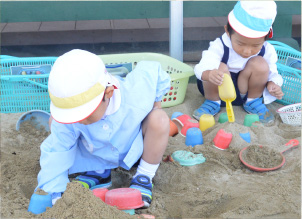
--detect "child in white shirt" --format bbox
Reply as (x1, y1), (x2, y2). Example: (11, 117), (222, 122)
(194, 1), (284, 123)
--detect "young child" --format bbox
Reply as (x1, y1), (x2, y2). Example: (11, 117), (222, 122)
(31, 49), (171, 211)
(193, 1), (284, 123)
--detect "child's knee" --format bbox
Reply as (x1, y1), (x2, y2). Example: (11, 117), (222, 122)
(146, 109), (170, 133)
(246, 56), (269, 75)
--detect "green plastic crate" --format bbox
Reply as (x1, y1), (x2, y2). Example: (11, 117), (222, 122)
(99, 53), (194, 108)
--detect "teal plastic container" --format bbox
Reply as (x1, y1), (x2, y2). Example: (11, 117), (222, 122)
(1, 53), (194, 113)
(0, 57), (57, 113)
(268, 41), (301, 105)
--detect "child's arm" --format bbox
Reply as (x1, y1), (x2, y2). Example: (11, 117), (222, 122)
(264, 43), (284, 87)
(36, 121), (78, 194)
(262, 43), (284, 103)
(194, 37), (224, 82)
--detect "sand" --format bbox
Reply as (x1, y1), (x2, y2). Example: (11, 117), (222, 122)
(1, 83), (301, 219)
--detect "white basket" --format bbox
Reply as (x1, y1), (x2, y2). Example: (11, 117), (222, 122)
(276, 103), (301, 126)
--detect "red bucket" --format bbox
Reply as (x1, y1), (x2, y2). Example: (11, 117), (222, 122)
(180, 119), (199, 137)
(105, 188), (144, 210)
(213, 129), (232, 150)
(172, 114), (191, 132)
(92, 188), (108, 202)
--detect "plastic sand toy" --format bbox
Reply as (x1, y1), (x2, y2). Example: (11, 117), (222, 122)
(180, 119), (199, 137)
(218, 112), (228, 123)
(199, 114), (215, 131)
(213, 129), (232, 150)
(92, 188), (109, 202)
(172, 114), (191, 131)
(171, 112), (183, 120)
(169, 119), (178, 136)
(243, 114), (259, 127)
(185, 128), (203, 147)
(16, 110), (50, 132)
(105, 188), (144, 215)
(28, 193), (52, 214)
(239, 132), (251, 143)
(239, 139), (299, 172)
(218, 74), (236, 122)
(171, 150), (206, 166)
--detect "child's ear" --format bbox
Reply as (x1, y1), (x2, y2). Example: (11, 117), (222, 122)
(224, 25), (230, 37)
(105, 86), (114, 99)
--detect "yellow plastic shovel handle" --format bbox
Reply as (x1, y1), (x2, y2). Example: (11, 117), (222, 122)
(226, 100), (235, 123)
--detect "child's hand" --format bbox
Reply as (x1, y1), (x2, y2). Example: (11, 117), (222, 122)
(208, 69), (224, 86)
(267, 81), (284, 99)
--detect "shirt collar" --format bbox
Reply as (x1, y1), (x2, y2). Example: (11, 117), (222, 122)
(103, 75), (121, 118)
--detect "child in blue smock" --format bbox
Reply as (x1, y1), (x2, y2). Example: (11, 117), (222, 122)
(194, 1), (284, 123)
(31, 49), (171, 211)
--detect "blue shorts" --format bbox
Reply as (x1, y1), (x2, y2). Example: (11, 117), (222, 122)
(197, 72), (247, 107)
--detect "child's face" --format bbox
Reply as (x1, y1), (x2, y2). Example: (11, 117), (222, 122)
(225, 26), (265, 58)
(78, 100), (107, 125)
(78, 86), (114, 125)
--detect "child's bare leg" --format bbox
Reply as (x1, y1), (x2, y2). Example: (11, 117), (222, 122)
(203, 62), (229, 100)
(237, 56), (269, 98)
(130, 108), (169, 207)
(193, 62), (229, 120)
(141, 108), (169, 164)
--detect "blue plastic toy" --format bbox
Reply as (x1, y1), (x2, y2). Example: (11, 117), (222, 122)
(239, 132), (251, 143)
(122, 209), (135, 215)
(185, 128), (203, 147)
(171, 112), (183, 120)
(28, 193), (52, 214)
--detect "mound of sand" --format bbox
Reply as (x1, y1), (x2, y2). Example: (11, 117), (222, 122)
(41, 182), (135, 219)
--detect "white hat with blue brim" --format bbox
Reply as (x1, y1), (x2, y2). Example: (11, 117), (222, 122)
(48, 49), (112, 124)
(228, 1), (277, 38)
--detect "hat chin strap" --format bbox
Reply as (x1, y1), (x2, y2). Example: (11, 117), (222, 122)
(268, 28), (273, 39)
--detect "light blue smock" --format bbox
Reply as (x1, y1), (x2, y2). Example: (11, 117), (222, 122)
(37, 61), (171, 194)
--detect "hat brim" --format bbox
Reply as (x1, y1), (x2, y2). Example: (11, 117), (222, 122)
(228, 10), (269, 39)
(50, 90), (105, 124)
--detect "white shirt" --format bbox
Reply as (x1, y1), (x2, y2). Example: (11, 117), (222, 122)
(194, 33), (283, 104)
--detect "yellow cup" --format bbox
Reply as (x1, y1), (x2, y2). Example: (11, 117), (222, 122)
(199, 114), (215, 131)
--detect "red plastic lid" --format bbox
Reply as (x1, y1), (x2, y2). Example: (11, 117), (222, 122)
(105, 188), (144, 210)
(92, 188), (108, 202)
